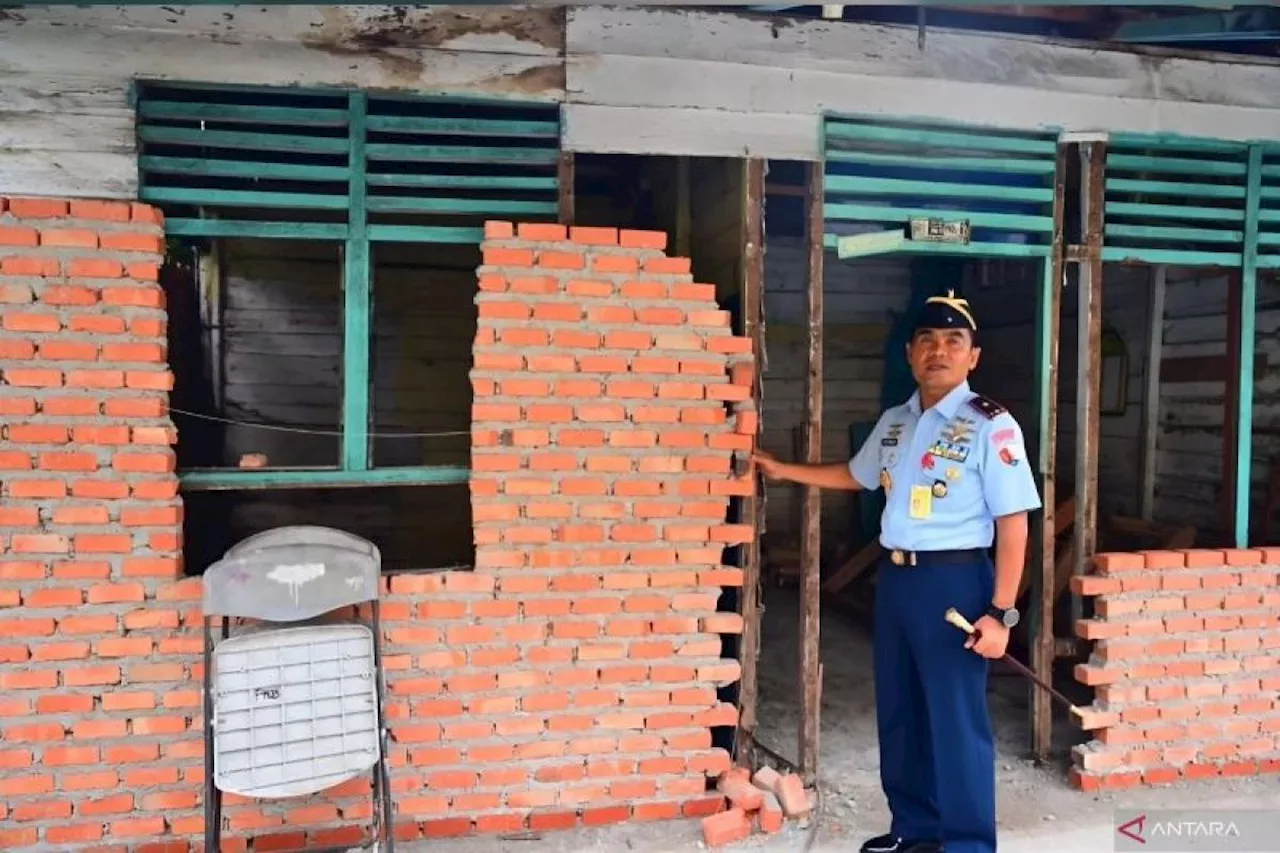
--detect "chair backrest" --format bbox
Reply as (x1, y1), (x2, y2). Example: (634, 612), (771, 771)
(203, 526), (381, 622)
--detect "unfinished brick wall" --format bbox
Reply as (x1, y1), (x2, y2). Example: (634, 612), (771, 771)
(0, 196), (197, 850)
(1070, 548), (1280, 791)
(1, 208), (756, 852)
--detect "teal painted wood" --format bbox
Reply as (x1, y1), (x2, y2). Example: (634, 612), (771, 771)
(140, 156), (351, 182)
(821, 114), (1057, 251)
(179, 465), (470, 490)
(825, 202), (1052, 232)
(342, 91), (371, 473)
(825, 149), (1056, 175)
(825, 175), (1053, 203)
(366, 225), (485, 243)
(1106, 154), (1248, 178)
(1107, 131), (1246, 155)
(1236, 144), (1263, 548)
(365, 143), (559, 164)
(138, 100), (348, 127)
(1105, 178), (1247, 200)
(366, 197), (558, 216)
(824, 120), (1056, 155)
(141, 187), (348, 210)
(1034, 256), (1054, 475)
(1099, 247), (1242, 266)
(1258, 145), (1280, 270)
(1102, 136), (1250, 266)
(1104, 224), (1243, 244)
(1105, 202), (1245, 223)
(164, 219), (349, 240)
(137, 125), (350, 154)
(365, 115), (558, 137)
(828, 234), (1050, 259)
(366, 173), (558, 191)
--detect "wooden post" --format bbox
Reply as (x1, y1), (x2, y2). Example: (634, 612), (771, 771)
(1072, 140), (1105, 624)
(1029, 144), (1066, 762)
(1234, 144), (1263, 547)
(1140, 266), (1166, 521)
(734, 158), (767, 765)
(341, 90), (371, 472)
(1222, 271), (1241, 534)
(557, 151), (575, 225)
(798, 160), (824, 784)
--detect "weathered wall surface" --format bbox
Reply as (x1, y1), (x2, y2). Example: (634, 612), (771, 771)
(973, 264), (1280, 537)
(563, 6), (1280, 159)
(0, 5), (567, 198)
(758, 237), (910, 553)
(6, 5), (1280, 197)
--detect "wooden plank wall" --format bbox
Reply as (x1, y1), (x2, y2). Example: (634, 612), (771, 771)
(185, 238), (475, 572)
(973, 263), (1280, 540)
(758, 238), (912, 554)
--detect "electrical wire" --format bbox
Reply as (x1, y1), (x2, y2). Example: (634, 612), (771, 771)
(169, 406), (471, 439)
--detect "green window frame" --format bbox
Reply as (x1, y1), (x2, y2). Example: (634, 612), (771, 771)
(133, 81), (562, 490)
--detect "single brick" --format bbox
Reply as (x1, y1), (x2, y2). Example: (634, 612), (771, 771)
(702, 807), (750, 848)
(776, 772), (810, 818)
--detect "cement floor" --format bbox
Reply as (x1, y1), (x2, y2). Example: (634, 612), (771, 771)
(403, 586), (1280, 852)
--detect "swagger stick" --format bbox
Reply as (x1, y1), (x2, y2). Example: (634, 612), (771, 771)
(944, 607), (1084, 722)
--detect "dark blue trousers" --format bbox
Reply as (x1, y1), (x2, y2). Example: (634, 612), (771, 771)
(873, 555), (997, 853)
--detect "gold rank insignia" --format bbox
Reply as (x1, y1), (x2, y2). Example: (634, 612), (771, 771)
(931, 479), (947, 498)
(945, 466), (962, 481)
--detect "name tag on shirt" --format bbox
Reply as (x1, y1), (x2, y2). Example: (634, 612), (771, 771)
(909, 485), (932, 519)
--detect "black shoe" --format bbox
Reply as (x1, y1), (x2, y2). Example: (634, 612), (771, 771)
(860, 835), (942, 853)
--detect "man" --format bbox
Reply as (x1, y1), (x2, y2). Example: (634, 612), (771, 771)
(753, 290), (1041, 853)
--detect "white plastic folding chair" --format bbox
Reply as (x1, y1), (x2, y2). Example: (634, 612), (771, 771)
(201, 525), (394, 852)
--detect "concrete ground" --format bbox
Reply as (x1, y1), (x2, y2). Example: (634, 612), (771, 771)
(404, 586), (1280, 852)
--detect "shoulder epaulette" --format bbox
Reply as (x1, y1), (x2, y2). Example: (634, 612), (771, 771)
(966, 394), (1007, 420)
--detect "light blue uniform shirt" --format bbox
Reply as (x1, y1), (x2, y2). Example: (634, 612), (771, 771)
(849, 380), (1042, 552)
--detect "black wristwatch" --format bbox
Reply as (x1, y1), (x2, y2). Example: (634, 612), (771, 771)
(987, 604), (1020, 628)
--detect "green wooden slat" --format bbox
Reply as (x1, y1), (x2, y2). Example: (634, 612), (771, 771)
(824, 121), (1057, 155)
(1105, 178), (1247, 200)
(1261, 187), (1280, 201)
(827, 233), (1050, 258)
(1109, 133), (1247, 155)
(1104, 223), (1243, 244)
(367, 173), (558, 191)
(1263, 165), (1280, 179)
(164, 219), (348, 240)
(824, 202), (1052, 233)
(138, 100), (348, 127)
(366, 225), (485, 243)
(1259, 233), (1280, 247)
(824, 150), (1055, 175)
(141, 187), (347, 210)
(1259, 210), (1280, 224)
(826, 175), (1052, 203)
(342, 91), (371, 473)
(179, 465), (470, 490)
(138, 125), (349, 154)
(1106, 154), (1248, 178)
(1236, 144), (1263, 548)
(366, 197), (558, 216)
(1100, 246), (1242, 266)
(139, 156), (350, 182)
(1104, 201), (1245, 223)
(366, 115), (558, 138)
(365, 143), (558, 165)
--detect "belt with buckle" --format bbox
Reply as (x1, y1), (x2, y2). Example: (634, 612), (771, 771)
(884, 547), (988, 567)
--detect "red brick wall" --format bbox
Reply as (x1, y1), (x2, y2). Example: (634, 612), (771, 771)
(1, 206), (755, 851)
(1070, 548), (1280, 791)
(0, 195), (197, 850)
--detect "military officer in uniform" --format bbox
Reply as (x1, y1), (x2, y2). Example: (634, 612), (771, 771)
(753, 291), (1042, 853)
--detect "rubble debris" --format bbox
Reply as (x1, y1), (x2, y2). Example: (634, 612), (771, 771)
(701, 765), (817, 847)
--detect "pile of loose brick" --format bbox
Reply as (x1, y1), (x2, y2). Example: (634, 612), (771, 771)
(701, 765), (814, 847)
